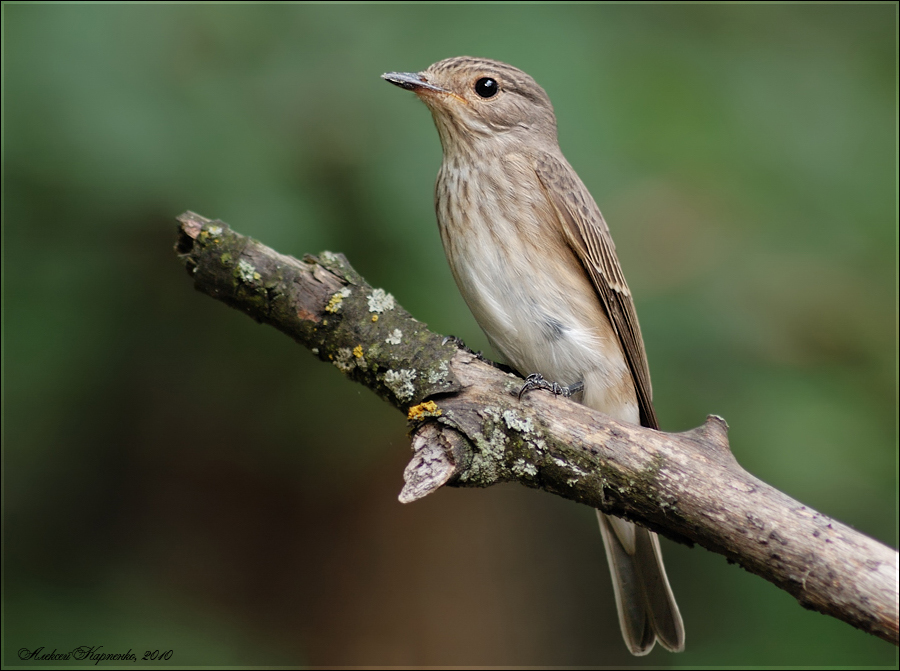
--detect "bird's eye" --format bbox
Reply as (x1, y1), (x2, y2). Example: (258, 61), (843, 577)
(474, 77), (499, 98)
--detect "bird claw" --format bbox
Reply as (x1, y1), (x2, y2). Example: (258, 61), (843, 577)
(442, 334), (471, 351)
(518, 374), (583, 400)
(443, 335), (516, 374)
(442, 334), (485, 358)
(443, 334), (491, 359)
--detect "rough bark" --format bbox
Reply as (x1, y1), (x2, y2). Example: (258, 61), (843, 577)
(175, 211), (898, 646)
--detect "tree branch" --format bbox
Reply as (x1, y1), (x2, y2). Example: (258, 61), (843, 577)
(174, 211), (898, 646)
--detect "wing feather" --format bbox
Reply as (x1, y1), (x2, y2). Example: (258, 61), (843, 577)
(535, 153), (659, 430)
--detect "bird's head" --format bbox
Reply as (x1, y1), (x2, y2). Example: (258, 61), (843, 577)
(383, 56), (558, 155)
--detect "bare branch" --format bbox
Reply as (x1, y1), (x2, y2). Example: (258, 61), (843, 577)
(175, 211), (898, 646)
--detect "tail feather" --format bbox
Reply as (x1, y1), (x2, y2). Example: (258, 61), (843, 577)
(596, 511), (685, 655)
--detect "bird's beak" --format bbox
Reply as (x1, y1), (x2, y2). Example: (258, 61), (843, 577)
(382, 71), (447, 94)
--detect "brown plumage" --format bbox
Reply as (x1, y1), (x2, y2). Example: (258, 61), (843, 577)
(384, 56), (684, 655)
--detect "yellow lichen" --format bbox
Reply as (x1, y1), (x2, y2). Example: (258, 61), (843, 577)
(372, 315), (379, 322)
(407, 400), (442, 421)
(325, 287), (352, 314)
(353, 345), (364, 359)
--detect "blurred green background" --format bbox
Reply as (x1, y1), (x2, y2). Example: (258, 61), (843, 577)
(4, 4), (896, 667)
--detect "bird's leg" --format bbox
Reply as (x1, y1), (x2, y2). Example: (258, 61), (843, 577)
(518, 373), (584, 400)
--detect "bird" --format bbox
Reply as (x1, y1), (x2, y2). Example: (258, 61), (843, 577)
(383, 56), (684, 656)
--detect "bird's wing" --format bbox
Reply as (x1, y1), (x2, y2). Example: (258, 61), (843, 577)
(534, 153), (659, 430)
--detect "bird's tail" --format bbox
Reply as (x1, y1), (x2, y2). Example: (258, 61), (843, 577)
(596, 510), (685, 655)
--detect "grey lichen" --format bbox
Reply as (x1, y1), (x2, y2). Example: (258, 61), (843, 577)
(502, 409), (534, 434)
(384, 368), (416, 402)
(553, 456), (588, 477)
(512, 458), (538, 478)
(426, 360), (449, 384)
(237, 259), (261, 284)
(366, 343), (383, 362)
(502, 408), (548, 455)
(459, 407), (509, 484)
(385, 329), (403, 345)
(367, 288), (396, 314)
(207, 225), (223, 237)
(319, 251), (339, 264)
(332, 347), (356, 373)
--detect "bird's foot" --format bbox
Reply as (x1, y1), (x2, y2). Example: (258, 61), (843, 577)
(518, 373), (584, 401)
(442, 334), (478, 356)
(443, 335), (514, 374)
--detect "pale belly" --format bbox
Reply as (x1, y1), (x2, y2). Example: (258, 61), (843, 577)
(435, 156), (639, 422)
